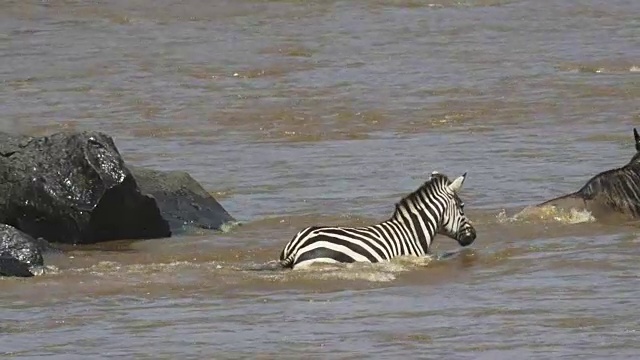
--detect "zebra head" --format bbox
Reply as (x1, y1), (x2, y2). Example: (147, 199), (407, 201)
(432, 171), (476, 247)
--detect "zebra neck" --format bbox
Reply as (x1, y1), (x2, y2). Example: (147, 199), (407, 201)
(386, 211), (440, 254)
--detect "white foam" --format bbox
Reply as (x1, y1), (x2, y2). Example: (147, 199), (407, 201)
(30, 265), (59, 276)
(285, 255), (435, 283)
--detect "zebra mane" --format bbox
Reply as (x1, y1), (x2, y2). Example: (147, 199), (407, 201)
(392, 173), (450, 217)
(575, 162), (640, 217)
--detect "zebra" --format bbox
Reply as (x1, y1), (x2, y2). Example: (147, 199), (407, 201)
(278, 171), (476, 269)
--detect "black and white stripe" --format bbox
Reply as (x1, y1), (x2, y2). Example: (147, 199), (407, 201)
(278, 172), (477, 269)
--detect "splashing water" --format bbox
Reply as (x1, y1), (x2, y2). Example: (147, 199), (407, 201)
(242, 255), (436, 283)
(496, 206), (596, 224)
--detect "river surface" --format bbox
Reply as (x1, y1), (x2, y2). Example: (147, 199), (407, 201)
(1, 0), (640, 359)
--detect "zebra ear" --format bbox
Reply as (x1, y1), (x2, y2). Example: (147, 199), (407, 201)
(634, 128), (640, 152)
(447, 173), (467, 193)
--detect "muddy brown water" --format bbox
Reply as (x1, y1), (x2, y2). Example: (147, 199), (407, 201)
(1, 0), (640, 358)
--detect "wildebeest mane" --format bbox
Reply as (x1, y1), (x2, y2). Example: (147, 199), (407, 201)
(626, 128), (640, 165)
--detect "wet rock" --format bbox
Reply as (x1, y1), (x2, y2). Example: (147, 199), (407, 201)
(536, 128), (640, 221)
(0, 131), (170, 245)
(0, 254), (34, 277)
(0, 224), (44, 277)
(127, 165), (237, 234)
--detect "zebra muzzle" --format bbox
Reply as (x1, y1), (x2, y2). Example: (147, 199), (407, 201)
(457, 227), (476, 247)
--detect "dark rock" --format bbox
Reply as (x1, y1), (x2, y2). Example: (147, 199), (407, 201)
(0, 131), (170, 244)
(0, 224), (44, 277)
(537, 128), (640, 221)
(127, 165), (237, 234)
(0, 254), (34, 277)
(0, 224), (44, 267)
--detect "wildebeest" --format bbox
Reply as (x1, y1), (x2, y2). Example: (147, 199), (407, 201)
(536, 128), (640, 221)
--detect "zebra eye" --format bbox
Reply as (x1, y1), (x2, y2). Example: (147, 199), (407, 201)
(460, 202), (465, 209)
